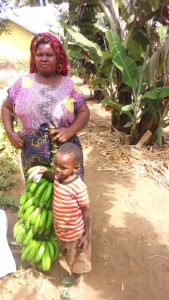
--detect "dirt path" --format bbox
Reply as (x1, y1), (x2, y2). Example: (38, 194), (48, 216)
(2, 102), (169, 300)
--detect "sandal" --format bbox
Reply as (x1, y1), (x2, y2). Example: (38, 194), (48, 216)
(61, 275), (83, 287)
(62, 286), (84, 299)
(61, 276), (73, 287)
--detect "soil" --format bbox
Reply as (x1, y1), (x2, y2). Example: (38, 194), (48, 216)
(1, 96), (169, 300)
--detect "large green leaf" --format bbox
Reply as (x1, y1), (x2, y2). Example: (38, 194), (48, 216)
(142, 86), (169, 99)
(106, 30), (138, 91)
(59, 21), (103, 63)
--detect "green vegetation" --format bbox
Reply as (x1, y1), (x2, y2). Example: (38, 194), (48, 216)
(0, 117), (20, 212)
(0, 195), (19, 212)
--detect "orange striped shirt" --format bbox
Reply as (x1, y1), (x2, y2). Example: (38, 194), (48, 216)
(53, 176), (89, 242)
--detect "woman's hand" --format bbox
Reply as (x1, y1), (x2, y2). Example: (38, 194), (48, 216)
(49, 102), (90, 143)
(7, 132), (24, 149)
(49, 127), (73, 143)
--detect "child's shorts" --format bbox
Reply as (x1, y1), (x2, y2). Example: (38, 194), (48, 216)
(58, 238), (91, 274)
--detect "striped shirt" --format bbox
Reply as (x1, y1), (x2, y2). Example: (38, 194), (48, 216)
(53, 176), (89, 242)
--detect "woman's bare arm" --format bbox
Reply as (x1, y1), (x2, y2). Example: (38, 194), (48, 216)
(1, 98), (24, 148)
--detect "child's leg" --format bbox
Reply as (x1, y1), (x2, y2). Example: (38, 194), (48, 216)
(62, 272), (83, 298)
(72, 272), (83, 286)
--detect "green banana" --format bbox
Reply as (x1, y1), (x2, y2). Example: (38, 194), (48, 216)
(41, 245), (51, 272)
(30, 240), (41, 265)
(29, 181), (37, 193)
(46, 239), (55, 262)
(34, 180), (49, 200)
(27, 240), (41, 262)
(15, 227), (26, 245)
(26, 191), (32, 200)
(51, 238), (60, 260)
(37, 226), (45, 235)
(44, 210), (53, 231)
(38, 208), (48, 229)
(38, 186), (48, 208)
(18, 208), (24, 218)
(19, 192), (27, 206)
(23, 205), (36, 221)
(25, 182), (32, 193)
(34, 240), (46, 263)
(25, 213), (33, 230)
(13, 221), (24, 238)
(42, 182), (53, 205)
(30, 207), (41, 225)
(32, 213), (41, 234)
(44, 193), (53, 209)
(22, 228), (34, 246)
(27, 176), (34, 184)
(21, 239), (37, 261)
(23, 196), (36, 210)
(21, 246), (31, 261)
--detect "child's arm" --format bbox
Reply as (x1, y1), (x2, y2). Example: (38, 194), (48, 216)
(78, 205), (91, 252)
(35, 166), (55, 182)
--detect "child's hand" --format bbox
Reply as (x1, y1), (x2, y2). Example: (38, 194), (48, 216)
(37, 166), (48, 174)
(77, 234), (90, 253)
(29, 166), (48, 182)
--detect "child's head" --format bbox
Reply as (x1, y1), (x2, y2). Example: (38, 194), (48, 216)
(54, 142), (82, 180)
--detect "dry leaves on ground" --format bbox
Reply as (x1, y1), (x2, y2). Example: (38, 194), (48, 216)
(80, 128), (169, 190)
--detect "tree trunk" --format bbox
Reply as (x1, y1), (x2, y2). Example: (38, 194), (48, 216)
(111, 80), (132, 134)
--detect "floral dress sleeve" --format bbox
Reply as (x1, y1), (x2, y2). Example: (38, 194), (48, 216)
(71, 84), (86, 113)
(7, 77), (22, 106)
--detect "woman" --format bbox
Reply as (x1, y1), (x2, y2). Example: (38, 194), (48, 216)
(1, 32), (90, 180)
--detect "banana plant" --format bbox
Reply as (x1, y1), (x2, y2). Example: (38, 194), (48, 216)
(106, 29), (169, 144)
(59, 21), (103, 64)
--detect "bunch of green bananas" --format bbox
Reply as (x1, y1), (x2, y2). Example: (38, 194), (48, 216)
(13, 166), (60, 272)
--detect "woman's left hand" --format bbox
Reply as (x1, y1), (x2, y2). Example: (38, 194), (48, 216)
(49, 127), (73, 143)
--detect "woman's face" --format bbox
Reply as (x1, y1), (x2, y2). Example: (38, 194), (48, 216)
(34, 43), (57, 76)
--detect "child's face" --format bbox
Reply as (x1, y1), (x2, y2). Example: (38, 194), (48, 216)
(53, 152), (77, 180)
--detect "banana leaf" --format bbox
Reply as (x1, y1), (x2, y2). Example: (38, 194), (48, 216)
(142, 86), (169, 99)
(146, 36), (169, 84)
(102, 98), (122, 110)
(106, 30), (138, 91)
(59, 21), (103, 63)
(67, 50), (82, 60)
(122, 103), (135, 112)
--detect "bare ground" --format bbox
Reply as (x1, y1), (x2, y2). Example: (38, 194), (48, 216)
(1, 101), (169, 300)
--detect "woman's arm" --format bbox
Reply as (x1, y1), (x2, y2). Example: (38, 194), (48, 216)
(50, 102), (90, 143)
(1, 98), (24, 148)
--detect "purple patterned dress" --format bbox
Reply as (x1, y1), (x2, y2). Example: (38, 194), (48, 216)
(7, 74), (86, 179)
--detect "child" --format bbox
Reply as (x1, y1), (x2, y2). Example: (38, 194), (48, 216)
(38, 142), (91, 299)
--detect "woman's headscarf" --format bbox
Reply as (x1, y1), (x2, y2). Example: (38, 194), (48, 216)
(29, 32), (68, 76)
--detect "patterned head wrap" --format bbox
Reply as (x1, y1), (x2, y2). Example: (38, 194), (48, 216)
(29, 32), (68, 76)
